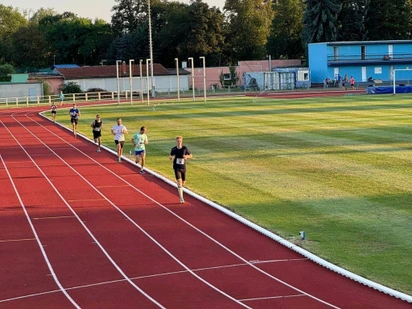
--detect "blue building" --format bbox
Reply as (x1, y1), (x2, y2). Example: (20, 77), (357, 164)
(309, 40), (412, 84)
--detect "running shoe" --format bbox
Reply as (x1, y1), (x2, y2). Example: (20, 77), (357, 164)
(180, 197), (185, 204)
(140, 170), (146, 175)
(97, 147), (101, 152)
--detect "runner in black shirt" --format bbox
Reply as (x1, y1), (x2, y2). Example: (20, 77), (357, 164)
(91, 114), (103, 152)
(170, 136), (193, 204)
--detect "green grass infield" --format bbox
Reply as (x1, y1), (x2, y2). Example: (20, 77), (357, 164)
(50, 94), (412, 294)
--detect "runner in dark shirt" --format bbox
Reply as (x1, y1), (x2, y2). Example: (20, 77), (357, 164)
(69, 103), (80, 138)
(170, 136), (193, 204)
(51, 103), (57, 122)
(91, 114), (103, 152)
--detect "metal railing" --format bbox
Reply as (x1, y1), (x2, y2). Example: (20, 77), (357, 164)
(327, 53), (412, 62)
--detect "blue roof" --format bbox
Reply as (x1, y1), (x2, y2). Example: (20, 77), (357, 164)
(52, 64), (80, 69)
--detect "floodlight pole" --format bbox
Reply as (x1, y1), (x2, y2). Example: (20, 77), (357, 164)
(146, 58), (151, 105)
(148, 0), (155, 98)
(200, 56), (206, 102)
(129, 59), (134, 105)
(188, 57), (195, 101)
(175, 58), (180, 101)
(116, 60), (122, 107)
(139, 59), (143, 103)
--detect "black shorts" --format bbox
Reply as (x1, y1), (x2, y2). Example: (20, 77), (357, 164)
(174, 169), (186, 182)
(115, 140), (124, 148)
(71, 118), (78, 124)
(93, 131), (101, 139)
(51, 111), (56, 114)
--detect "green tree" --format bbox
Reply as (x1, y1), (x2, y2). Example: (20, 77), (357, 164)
(224, 0), (274, 63)
(365, 0), (411, 40)
(0, 63), (14, 81)
(302, 0), (341, 45)
(267, 0), (305, 59)
(11, 24), (51, 68)
(40, 13), (113, 65)
(176, 1), (224, 66)
(0, 5), (27, 62)
(30, 8), (57, 24)
(111, 0), (146, 35)
(337, 0), (367, 41)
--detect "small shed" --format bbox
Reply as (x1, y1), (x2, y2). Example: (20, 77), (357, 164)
(243, 68), (310, 91)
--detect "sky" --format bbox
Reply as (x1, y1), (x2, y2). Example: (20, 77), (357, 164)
(1, 0), (223, 22)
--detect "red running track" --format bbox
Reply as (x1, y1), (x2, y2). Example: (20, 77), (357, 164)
(0, 106), (410, 309)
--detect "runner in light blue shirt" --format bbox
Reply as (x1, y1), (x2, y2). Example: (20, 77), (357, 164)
(131, 126), (148, 174)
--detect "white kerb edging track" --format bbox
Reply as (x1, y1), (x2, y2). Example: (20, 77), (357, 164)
(38, 110), (412, 304)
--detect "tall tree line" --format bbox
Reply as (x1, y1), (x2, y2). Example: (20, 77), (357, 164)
(1, 0), (412, 72)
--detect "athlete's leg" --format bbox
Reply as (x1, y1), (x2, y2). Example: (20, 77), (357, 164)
(174, 169), (184, 203)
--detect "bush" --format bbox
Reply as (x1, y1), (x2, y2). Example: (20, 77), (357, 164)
(61, 82), (82, 94)
(86, 87), (107, 92)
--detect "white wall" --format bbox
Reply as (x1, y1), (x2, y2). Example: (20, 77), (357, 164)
(0, 82), (43, 100)
(66, 76), (190, 93)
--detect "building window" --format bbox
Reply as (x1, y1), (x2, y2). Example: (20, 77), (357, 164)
(298, 70), (309, 81)
(375, 67), (382, 74)
(223, 73), (231, 80)
(333, 47), (338, 61)
(361, 46), (366, 60)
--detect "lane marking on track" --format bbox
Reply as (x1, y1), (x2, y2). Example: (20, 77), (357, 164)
(0, 238), (36, 244)
(6, 116), (167, 309)
(14, 114), (252, 309)
(24, 112), (341, 309)
(0, 258), (309, 304)
(0, 152), (81, 309)
(240, 294), (306, 302)
(95, 185), (130, 188)
(67, 198), (106, 202)
(32, 216), (75, 220)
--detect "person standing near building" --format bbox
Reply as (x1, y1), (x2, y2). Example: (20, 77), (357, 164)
(69, 103), (80, 137)
(131, 126), (148, 174)
(91, 114), (103, 152)
(111, 118), (128, 162)
(51, 102), (57, 122)
(350, 76), (356, 90)
(169, 136), (193, 204)
(59, 91), (65, 106)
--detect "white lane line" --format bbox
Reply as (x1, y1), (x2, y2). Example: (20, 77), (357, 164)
(26, 113), (341, 309)
(0, 259), (305, 304)
(11, 114), (249, 309)
(66, 199), (106, 202)
(3, 118), (166, 309)
(240, 294), (306, 302)
(32, 216), (76, 220)
(0, 154), (80, 309)
(0, 238), (36, 243)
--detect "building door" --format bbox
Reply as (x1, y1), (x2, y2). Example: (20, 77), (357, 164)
(362, 67), (367, 82)
(334, 68), (339, 79)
